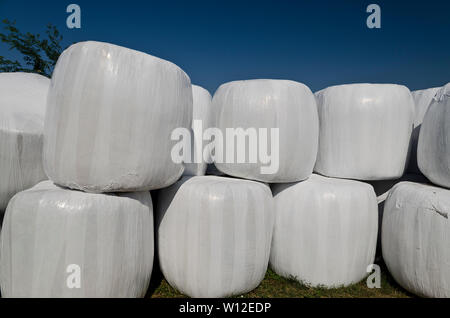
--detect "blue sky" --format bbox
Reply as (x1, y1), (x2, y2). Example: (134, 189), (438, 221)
(0, 0), (449, 94)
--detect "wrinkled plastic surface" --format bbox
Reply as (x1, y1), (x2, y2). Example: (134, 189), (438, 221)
(407, 87), (441, 174)
(0, 181), (154, 298)
(157, 176), (274, 297)
(0, 72), (49, 212)
(315, 84), (414, 180)
(213, 79), (319, 183)
(44, 41), (193, 192)
(382, 181), (450, 297)
(367, 174), (429, 258)
(183, 85), (212, 176)
(418, 83), (450, 188)
(271, 174), (378, 288)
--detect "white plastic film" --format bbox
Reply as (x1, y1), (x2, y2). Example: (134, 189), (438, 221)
(156, 176), (274, 297)
(315, 84), (414, 180)
(271, 174), (378, 287)
(183, 85), (212, 176)
(44, 41), (193, 192)
(0, 72), (49, 212)
(407, 86), (441, 174)
(0, 181), (154, 298)
(367, 174), (429, 258)
(417, 83), (450, 188)
(382, 181), (450, 297)
(212, 79), (319, 183)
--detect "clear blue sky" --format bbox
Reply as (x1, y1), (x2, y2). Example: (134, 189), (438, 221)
(1, 0), (449, 94)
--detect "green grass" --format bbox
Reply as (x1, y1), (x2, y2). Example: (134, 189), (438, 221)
(146, 261), (413, 298)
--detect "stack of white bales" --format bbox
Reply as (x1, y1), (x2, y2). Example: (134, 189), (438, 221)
(157, 81), (416, 294)
(382, 83), (450, 297)
(367, 85), (442, 260)
(270, 84), (415, 288)
(0, 41), (193, 297)
(156, 79), (318, 297)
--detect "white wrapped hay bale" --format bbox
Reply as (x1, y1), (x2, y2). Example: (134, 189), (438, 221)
(213, 79), (319, 183)
(270, 174), (378, 288)
(0, 72), (49, 212)
(157, 176), (274, 297)
(382, 181), (450, 297)
(44, 41), (193, 192)
(412, 87), (442, 126)
(367, 174), (429, 258)
(315, 84), (414, 180)
(0, 181), (153, 298)
(183, 85), (213, 176)
(407, 86), (441, 174)
(418, 84), (450, 187)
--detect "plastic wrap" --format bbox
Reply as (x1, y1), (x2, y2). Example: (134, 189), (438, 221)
(183, 85), (212, 176)
(156, 176), (274, 297)
(418, 83), (450, 188)
(0, 181), (153, 298)
(382, 181), (450, 297)
(314, 84), (414, 180)
(44, 41), (193, 192)
(407, 87), (441, 174)
(367, 174), (429, 259)
(270, 174), (378, 288)
(212, 79), (319, 183)
(0, 72), (49, 212)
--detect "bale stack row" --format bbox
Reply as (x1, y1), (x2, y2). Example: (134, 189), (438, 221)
(156, 81), (415, 295)
(0, 41), (194, 297)
(381, 83), (450, 298)
(0, 39), (449, 298)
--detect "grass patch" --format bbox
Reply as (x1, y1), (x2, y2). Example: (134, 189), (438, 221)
(146, 261), (413, 298)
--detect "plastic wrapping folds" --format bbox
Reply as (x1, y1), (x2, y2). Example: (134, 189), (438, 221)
(0, 72), (49, 212)
(271, 174), (378, 288)
(418, 83), (450, 187)
(0, 181), (153, 297)
(183, 85), (213, 176)
(44, 41), (193, 193)
(382, 181), (450, 297)
(157, 176), (274, 297)
(315, 84), (414, 180)
(212, 79), (319, 183)
(407, 86), (441, 174)
(367, 174), (429, 258)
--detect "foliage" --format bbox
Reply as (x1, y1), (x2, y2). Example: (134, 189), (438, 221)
(0, 19), (63, 77)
